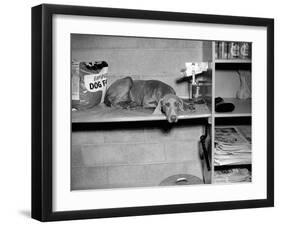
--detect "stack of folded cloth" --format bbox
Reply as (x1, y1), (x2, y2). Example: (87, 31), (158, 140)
(214, 168), (251, 183)
(214, 127), (251, 166)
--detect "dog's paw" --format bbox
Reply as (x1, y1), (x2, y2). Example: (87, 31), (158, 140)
(152, 108), (162, 115)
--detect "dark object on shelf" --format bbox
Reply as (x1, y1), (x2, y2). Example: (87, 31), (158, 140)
(216, 102), (235, 112)
(200, 134), (211, 171)
(215, 97), (235, 112)
(159, 174), (203, 186)
(215, 97), (224, 105)
(85, 61), (108, 71)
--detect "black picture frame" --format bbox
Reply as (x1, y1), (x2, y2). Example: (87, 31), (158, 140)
(32, 4), (274, 222)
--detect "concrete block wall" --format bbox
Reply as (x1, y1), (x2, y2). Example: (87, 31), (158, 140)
(71, 124), (204, 190)
(71, 34), (212, 96)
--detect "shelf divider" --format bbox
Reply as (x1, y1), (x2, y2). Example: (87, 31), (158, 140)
(215, 59), (251, 64)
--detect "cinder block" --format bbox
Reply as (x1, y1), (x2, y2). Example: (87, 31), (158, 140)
(71, 146), (82, 167)
(72, 131), (104, 145)
(107, 165), (146, 187)
(172, 125), (203, 141)
(103, 129), (145, 144)
(71, 167), (86, 190)
(71, 166), (108, 190)
(164, 141), (198, 162)
(81, 144), (127, 166)
(184, 161), (203, 180)
(144, 127), (175, 142)
(144, 125), (203, 142)
(143, 162), (187, 185)
(125, 143), (165, 164)
(71, 144), (81, 152)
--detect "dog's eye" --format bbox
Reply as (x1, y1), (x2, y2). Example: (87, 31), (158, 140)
(165, 103), (170, 107)
(174, 102), (179, 107)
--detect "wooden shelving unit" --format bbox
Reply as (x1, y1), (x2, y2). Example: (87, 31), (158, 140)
(212, 41), (252, 183)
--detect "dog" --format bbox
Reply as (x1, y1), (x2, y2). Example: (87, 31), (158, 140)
(104, 76), (194, 123)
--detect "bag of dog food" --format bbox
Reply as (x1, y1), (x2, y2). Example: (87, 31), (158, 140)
(72, 61), (108, 110)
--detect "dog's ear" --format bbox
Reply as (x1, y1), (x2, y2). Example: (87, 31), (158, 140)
(179, 99), (194, 112)
(153, 99), (163, 115)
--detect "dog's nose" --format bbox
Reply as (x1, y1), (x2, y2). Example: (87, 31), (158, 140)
(170, 115), (177, 122)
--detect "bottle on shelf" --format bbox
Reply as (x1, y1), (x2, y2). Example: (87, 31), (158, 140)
(215, 41), (251, 60)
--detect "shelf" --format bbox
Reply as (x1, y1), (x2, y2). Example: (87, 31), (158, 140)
(214, 158), (251, 167)
(72, 98), (251, 122)
(214, 164), (251, 170)
(72, 103), (211, 123)
(215, 59), (251, 64)
(214, 161), (251, 167)
(215, 98), (251, 118)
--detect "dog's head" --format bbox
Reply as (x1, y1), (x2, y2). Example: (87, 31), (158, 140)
(153, 94), (194, 123)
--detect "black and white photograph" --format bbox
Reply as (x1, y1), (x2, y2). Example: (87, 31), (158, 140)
(71, 35), (252, 190)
